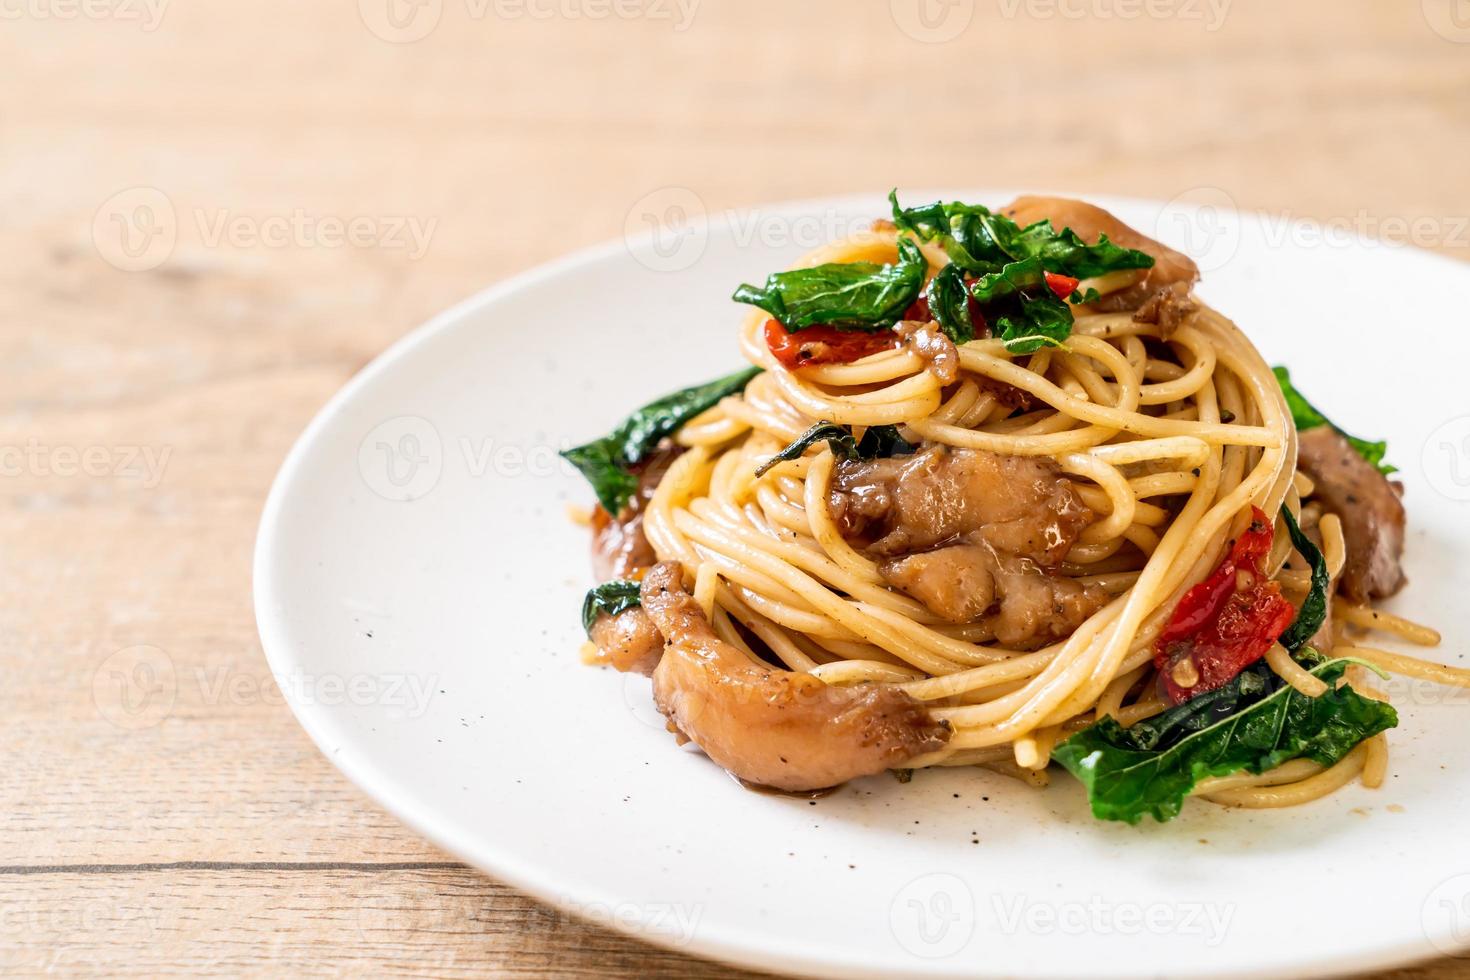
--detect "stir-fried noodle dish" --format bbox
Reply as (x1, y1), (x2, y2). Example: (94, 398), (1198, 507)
(563, 192), (1457, 823)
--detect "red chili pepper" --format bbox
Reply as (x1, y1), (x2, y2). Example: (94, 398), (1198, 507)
(1044, 272), (1080, 300)
(903, 295), (932, 322)
(1154, 506), (1297, 704)
(762, 319), (901, 370)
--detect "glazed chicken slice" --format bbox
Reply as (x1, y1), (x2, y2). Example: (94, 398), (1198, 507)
(880, 544), (1108, 647)
(830, 445), (1093, 560)
(1000, 195), (1199, 312)
(640, 562), (950, 791)
(831, 445), (1107, 648)
(588, 606), (664, 676)
(1295, 426), (1407, 601)
(586, 447), (681, 674)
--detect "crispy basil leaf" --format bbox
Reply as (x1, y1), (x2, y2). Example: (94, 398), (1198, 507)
(970, 257), (1074, 354)
(562, 440), (638, 521)
(754, 420), (916, 477)
(1009, 220), (1157, 279)
(857, 423), (920, 459)
(1273, 366), (1395, 475)
(969, 255), (1050, 304)
(732, 238), (926, 331)
(1053, 658), (1398, 824)
(562, 367), (761, 514)
(581, 580), (642, 635)
(993, 295), (1073, 355)
(924, 262), (978, 344)
(1278, 506), (1331, 654)
(890, 194), (1011, 275)
(889, 190), (1155, 279)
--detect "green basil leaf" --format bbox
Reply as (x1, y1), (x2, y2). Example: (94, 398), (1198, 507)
(970, 257), (1075, 354)
(755, 422), (858, 477)
(970, 256), (1049, 304)
(562, 367), (761, 514)
(581, 580), (642, 636)
(924, 262), (978, 344)
(1053, 659), (1398, 824)
(1010, 221), (1157, 279)
(755, 420), (916, 478)
(561, 440), (639, 520)
(889, 190), (1155, 279)
(890, 191), (1011, 275)
(732, 238), (926, 331)
(1273, 366), (1395, 475)
(856, 423), (920, 459)
(1278, 506), (1331, 654)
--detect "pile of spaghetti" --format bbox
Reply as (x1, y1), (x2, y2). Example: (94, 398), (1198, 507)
(564, 192), (1462, 823)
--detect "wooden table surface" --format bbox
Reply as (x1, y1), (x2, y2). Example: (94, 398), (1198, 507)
(3, 0), (1468, 974)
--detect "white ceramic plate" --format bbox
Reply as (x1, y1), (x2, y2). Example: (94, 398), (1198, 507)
(255, 192), (1470, 979)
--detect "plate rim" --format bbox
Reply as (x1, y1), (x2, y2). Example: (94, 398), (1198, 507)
(253, 191), (1470, 980)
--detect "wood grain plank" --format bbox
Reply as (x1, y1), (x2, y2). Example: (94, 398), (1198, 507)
(1, 0), (1469, 974)
(0, 867), (775, 977)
